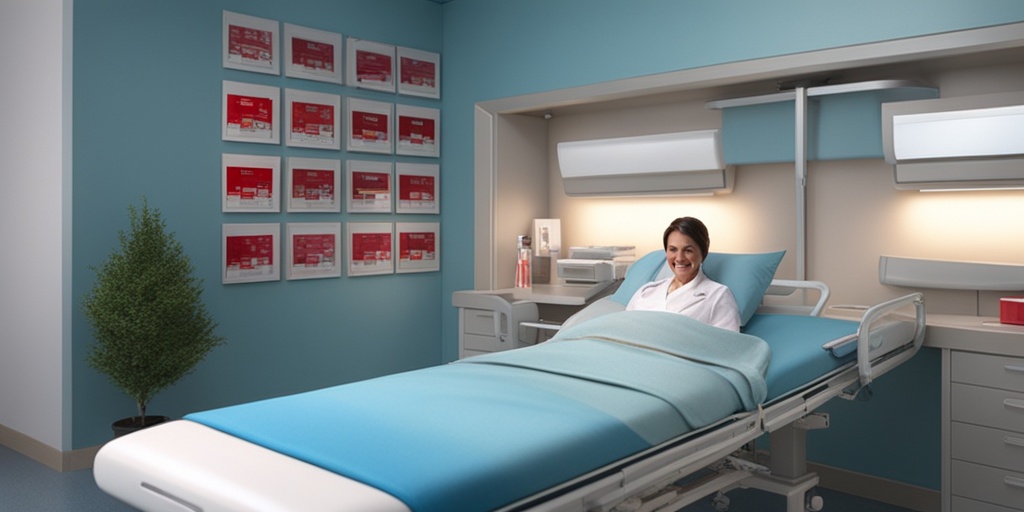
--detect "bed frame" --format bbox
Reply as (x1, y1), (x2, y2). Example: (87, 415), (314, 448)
(93, 281), (925, 512)
(500, 282), (925, 512)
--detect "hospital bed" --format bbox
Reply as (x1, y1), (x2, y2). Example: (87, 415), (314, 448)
(93, 250), (926, 512)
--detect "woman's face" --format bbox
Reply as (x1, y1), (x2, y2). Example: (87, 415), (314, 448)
(665, 230), (703, 286)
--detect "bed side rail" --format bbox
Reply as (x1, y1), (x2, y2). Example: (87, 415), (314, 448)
(757, 279), (830, 317)
(855, 292), (926, 389)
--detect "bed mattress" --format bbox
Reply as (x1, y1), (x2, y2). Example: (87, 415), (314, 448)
(185, 311), (770, 512)
(744, 313), (859, 401)
(96, 310), (865, 512)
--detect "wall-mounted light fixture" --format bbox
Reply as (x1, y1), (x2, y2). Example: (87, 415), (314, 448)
(882, 91), (1024, 191)
(556, 130), (733, 197)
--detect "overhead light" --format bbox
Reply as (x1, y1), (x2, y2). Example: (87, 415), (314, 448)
(882, 91), (1024, 191)
(556, 130), (733, 196)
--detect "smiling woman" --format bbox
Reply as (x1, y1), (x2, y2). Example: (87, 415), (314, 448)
(624, 217), (741, 331)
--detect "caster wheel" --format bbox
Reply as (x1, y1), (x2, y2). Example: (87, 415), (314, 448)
(805, 493), (824, 511)
(711, 492), (730, 511)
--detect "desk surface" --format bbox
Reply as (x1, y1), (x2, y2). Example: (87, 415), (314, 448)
(504, 281), (620, 306)
(828, 307), (1024, 357)
(921, 313), (1024, 357)
(453, 282), (619, 307)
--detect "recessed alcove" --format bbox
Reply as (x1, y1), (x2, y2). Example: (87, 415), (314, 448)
(472, 23), (1024, 305)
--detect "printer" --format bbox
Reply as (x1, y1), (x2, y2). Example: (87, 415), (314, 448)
(557, 246), (634, 283)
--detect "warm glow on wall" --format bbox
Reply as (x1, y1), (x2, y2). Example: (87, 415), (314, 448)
(895, 191), (1024, 264)
(558, 196), (763, 258)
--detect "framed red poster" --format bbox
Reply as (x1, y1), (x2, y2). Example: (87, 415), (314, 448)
(345, 97), (393, 154)
(286, 222), (342, 280)
(395, 162), (438, 214)
(285, 89), (340, 150)
(222, 153), (280, 212)
(222, 223), (280, 284)
(396, 222), (439, 273)
(346, 37), (395, 93)
(222, 81), (279, 144)
(395, 104), (439, 158)
(346, 160), (392, 213)
(397, 46), (440, 99)
(223, 11), (279, 75)
(347, 222), (393, 276)
(286, 157), (340, 212)
(284, 23), (342, 84)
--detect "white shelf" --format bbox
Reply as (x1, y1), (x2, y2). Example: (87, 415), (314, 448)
(879, 255), (1024, 291)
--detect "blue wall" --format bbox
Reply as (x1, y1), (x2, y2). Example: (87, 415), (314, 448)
(72, 0), (443, 447)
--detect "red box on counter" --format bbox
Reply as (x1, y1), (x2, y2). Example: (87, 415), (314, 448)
(1000, 297), (1024, 325)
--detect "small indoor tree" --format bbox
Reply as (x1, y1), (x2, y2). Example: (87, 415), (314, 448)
(83, 198), (225, 432)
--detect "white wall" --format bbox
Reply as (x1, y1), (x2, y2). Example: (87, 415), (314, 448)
(0, 0), (70, 451)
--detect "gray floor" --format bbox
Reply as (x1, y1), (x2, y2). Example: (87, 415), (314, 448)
(1, 442), (912, 511)
(0, 444), (134, 511)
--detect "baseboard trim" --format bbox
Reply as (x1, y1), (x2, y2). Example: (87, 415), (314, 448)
(0, 423), (101, 472)
(809, 461), (941, 512)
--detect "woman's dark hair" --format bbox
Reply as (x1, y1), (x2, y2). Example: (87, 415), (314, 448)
(662, 217), (710, 259)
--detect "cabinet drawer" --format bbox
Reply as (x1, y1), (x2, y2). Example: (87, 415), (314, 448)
(463, 333), (506, 353)
(461, 348), (490, 359)
(463, 308), (500, 337)
(953, 422), (1024, 472)
(952, 459), (1024, 510)
(952, 495), (1021, 512)
(952, 351), (1024, 391)
(952, 383), (1024, 433)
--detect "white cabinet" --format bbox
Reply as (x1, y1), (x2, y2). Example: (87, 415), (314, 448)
(452, 282), (618, 359)
(926, 316), (1024, 512)
(452, 291), (539, 358)
(947, 351), (1024, 511)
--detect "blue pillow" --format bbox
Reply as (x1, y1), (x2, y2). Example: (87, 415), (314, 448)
(611, 250), (785, 327)
(702, 251), (785, 326)
(609, 250), (665, 305)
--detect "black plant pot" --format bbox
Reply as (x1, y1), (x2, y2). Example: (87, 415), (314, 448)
(111, 415), (170, 438)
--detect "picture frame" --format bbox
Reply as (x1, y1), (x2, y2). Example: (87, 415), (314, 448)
(345, 97), (393, 154)
(346, 222), (393, 277)
(395, 162), (439, 214)
(223, 11), (279, 75)
(346, 37), (395, 93)
(397, 46), (440, 99)
(285, 88), (341, 150)
(283, 23), (342, 84)
(222, 153), (281, 213)
(395, 104), (440, 157)
(222, 80), (280, 144)
(346, 160), (392, 213)
(222, 223), (280, 284)
(286, 157), (341, 212)
(396, 222), (440, 273)
(285, 222), (342, 280)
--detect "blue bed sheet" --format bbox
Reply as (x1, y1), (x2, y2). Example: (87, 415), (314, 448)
(743, 313), (859, 401)
(186, 311), (769, 512)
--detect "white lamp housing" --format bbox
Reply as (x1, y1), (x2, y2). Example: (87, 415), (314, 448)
(556, 130), (733, 196)
(882, 91), (1024, 190)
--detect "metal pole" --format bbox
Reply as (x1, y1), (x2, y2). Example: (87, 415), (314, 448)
(794, 87), (808, 281)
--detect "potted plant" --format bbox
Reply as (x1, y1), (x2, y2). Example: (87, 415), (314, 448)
(83, 198), (225, 437)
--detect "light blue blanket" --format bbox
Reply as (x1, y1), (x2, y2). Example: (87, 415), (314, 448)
(186, 311), (769, 512)
(466, 310), (770, 435)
